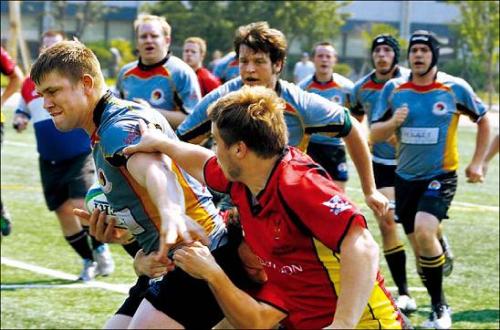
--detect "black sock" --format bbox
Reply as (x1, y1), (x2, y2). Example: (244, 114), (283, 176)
(65, 230), (94, 261)
(82, 226), (105, 250)
(122, 239), (141, 258)
(384, 244), (409, 296)
(420, 254), (447, 306)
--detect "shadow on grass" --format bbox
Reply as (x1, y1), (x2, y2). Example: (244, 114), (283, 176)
(1, 278), (80, 291)
(452, 309), (499, 323)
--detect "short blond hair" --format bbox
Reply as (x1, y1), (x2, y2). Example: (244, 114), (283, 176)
(31, 40), (104, 91)
(184, 37), (207, 59)
(208, 85), (288, 158)
(134, 14), (171, 37)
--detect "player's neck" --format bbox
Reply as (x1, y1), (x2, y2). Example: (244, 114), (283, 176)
(374, 66), (396, 82)
(243, 153), (281, 196)
(315, 71), (333, 83)
(190, 62), (202, 71)
(84, 88), (108, 135)
(412, 66), (437, 86)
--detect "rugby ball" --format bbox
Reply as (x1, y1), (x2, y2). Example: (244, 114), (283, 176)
(85, 183), (128, 229)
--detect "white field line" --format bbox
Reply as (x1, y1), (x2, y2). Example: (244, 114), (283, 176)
(1, 257), (130, 294)
(1, 256), (424, 294)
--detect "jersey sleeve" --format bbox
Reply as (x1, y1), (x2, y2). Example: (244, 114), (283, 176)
(451, 78), (488, 122)
(248, 281), (289, 317)
(203, 156), (231, 193)
(176, 82), (234, 141)
(299, 90), (353, 138)
(350, 81), (365, 117)
(279, 166), (367, 252)
(0, 47), (15, 76)
(371, 81), (395, 123)
(99, 110), (172, 167)
(175, 66), (202, 115)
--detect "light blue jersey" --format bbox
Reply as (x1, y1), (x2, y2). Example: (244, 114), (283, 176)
(212, 52), (240, 83)
(351, 67), (410, 165)
(91, 92), (224, 254)
(372, 72), (487, 180)
(116, 55), (201, 115)
(298, 73), (354, 146)
(177, 77), (353, 150)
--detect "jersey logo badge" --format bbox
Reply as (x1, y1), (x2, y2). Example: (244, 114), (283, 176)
(97, 168), (113, 193)
(322, 195), (352, 215)
(331, 95), (341, 104)
(150, 89), (165, 106)
(432, 102), (448, 116)
(428, 180), (441, 190)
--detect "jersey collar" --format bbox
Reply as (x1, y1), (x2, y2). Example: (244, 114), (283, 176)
(312, 74), (334, 84)
(90, 90), (113, 146)
(138, 52), (170, 71)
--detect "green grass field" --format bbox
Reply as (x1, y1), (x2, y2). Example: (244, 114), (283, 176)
(1, 109), (499, 329)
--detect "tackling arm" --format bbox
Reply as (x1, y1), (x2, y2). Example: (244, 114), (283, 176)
(327, 224), (379, 329)
(173, 242), (286, 328)
(123, 121), (214, 184)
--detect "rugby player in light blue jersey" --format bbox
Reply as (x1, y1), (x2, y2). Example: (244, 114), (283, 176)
(212, 51), (240, 83)
(31, 40), (256, 330)
(177, 22), (389, 217)
(371, 30), (491, 330)
(298, 41), (354, 191)
(116, 14), (201, 129)
(351, 34), (417, 314)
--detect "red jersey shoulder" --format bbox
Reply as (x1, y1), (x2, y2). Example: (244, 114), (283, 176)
(0, 47), (15, 75)
(21, 78), (40, 103)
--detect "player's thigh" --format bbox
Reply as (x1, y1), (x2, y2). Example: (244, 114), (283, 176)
(394, 175), (428, 235)
(417, 172), (458, 223)
(129, 299), (184, 329)
(39, 158), (68, 211)
(104, 314), (132, 329)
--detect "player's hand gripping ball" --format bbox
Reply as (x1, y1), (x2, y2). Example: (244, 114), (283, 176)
(85, 182), (128, 229)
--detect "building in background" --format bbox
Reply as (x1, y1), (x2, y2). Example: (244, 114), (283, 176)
(1, 1), (461, 79)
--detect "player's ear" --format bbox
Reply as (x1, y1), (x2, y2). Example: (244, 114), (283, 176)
(82, 74), (94, 94)
(234, 141), (247, 159)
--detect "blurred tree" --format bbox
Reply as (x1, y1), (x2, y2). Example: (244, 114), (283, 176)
(50, 1), (115, 40)
(449, 1), (499, 108)
(146, 1), (350, 68)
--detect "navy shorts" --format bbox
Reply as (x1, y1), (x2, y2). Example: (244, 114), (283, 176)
(39, 152), (95, 210)
(373, 162), (397, 189)
(395, 172), (457, 234)
(307, 142), (348, 182)
(144, 240), (259, 329)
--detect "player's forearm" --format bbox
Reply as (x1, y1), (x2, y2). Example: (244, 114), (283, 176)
(344, 120), (376, 196)
(370, 120), (397, 143)
(484, 134), (499, 163)
(471, 113), (491, 165)
(155, 138), (214, 185)
(1, 68), (23, 106)
(159, 109), (187, 130)
(334, 226), (379, 328)
(206, 269), (284, 329)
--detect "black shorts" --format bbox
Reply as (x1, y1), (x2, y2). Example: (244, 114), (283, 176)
(395, 172), (457, 234)
(144, 240), (258, 329)
(307, 142), (348, 182)
(373, 162), (397, 189)
(116, 275), (151, 317)
(39, 152), (95, 211)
